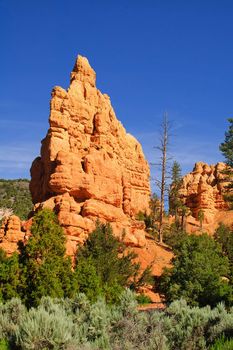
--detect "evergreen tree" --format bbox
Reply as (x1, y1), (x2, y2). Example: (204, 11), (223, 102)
(74, 222), (145, 303)
(169, 161), (183, 224)
(0, 249), (20, 301)
(159, 234), (232, 307)
(73, 257), (102, 303)
(220, 118), (233, 167)
(214, 223), (233, 284)
(219, 118), (233, 206)
(19, 209), (74, 307)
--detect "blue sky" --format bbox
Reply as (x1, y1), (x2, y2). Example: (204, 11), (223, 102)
(0, 0), (233, 182)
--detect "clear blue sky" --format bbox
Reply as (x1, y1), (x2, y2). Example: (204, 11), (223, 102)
(0, 0), (232, 181)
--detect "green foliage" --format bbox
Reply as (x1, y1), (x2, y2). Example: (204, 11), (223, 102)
(73, 257), (102, 303)
(19, 209), (74, 307)
(220, 118), (233, 167)
(135, 211), (146, 221)
(210, 336), (233, 350)
(0, 250), (20, 302)
(0, 292), (233, 350)
(136, 194), (160, 238)
(74, 222), (145, 304)
(136, 294), (152, 305)
(16, 303), (79, 350)
(0, 213), (150, 308)
(0, 179), (32, 220)
(0, 298), (26, 346)
(169, 161), (183, 222)
(159, 234), (233, 307)
(219, 119), (233, 206)
(163, 225), (188, 248)
(214, 223), (233, 284)
(0, 340), (10, 350)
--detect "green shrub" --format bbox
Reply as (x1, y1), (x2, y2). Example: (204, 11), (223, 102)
(19, 209), (74, 307)
(209, 336), (233, 350)
(0, 250), (20, 302)
(0, 298), (26, 342)
(0, 339), (10, 350)
(74, 223), (148, 304)
(164, 299), (209, 349)
(0, 292), (233, 350)
(136, 294), (152, 305)
(159, 234), (233, 307)
(16, 306), (78, 350)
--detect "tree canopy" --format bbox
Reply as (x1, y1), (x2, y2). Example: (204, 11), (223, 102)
(19, 209), (74, 307)
(74, 222), (148, 303)
(159, 233), (232, 307)
(219, 118), (233, 167)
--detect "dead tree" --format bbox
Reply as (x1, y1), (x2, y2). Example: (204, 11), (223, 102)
(153, 112), (171, 243)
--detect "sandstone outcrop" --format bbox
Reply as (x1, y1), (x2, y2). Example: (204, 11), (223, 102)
(0, 216), (25, 255)
(29, 55), (151, 254)
(178, 162), (229, 226)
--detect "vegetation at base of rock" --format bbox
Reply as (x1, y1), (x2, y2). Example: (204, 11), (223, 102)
(0, 179), (32, 220)
(19, 209), (74, 307)
(162, 224), (188, 248)
(0, 250), (20, 302)
(75, 222), (151, 304)
(159, 233), (233, 307)
(136, 293), (152, 304)
(0, 292), (233, 350)
(0, 210), (150, 308)
(169, 161), (183, 223)
(135, 193), (160, 238)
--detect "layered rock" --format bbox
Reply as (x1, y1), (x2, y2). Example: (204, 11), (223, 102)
(0, 215), (32, 255)
(30, 55), (151, 254)
(0, 216), (25, 255)
(178, 162), (229, 224)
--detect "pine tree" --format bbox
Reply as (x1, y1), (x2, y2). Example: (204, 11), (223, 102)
(0, 249), (20, 301)
(159, 234), (232, 307)
(219, 118), (233, 206)
(220, 118), (233, 167)
(19, 209), (74, 307)
(74, 222), (144, 303)
(169, 161), (183, 224)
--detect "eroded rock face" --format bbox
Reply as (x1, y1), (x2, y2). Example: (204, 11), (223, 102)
(178, 162), (228, 224)
(0, 216), (25, 255)
(30, 55), (151, 254)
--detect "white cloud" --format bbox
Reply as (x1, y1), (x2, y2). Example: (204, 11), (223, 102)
(0, 144), (39, 178)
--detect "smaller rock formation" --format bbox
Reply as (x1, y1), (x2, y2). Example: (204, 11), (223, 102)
(0, 216), (25, 255)
(178, 162), (229, 225)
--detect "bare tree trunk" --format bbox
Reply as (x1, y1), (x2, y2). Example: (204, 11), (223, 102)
(158, 113), (169, 243)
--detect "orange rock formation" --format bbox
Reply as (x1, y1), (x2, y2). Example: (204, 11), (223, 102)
(178, 162), (230, 232)
(29, 55), (151, 254)
(0, 216), (25, 255)
(0, 56), (172, 296)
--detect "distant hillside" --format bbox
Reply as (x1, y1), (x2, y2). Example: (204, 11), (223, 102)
(0, 179), (32, 221)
